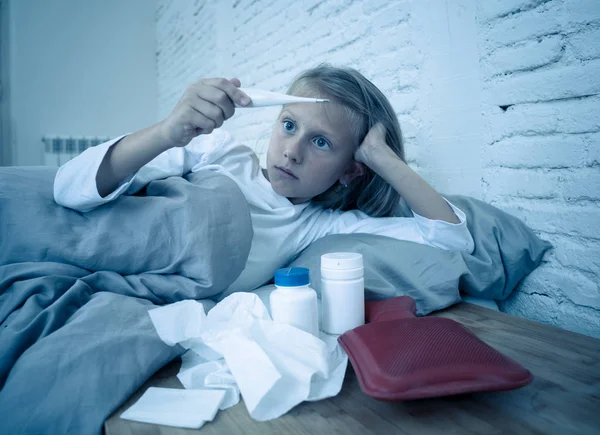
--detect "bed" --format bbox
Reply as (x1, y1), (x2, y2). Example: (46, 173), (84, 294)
(0, 165), (551, 434)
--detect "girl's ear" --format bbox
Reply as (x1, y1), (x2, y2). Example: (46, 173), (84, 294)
(340, 161), (366, 185)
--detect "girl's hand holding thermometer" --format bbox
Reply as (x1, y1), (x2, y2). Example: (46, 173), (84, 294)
(159, 79), (329, 149)
(159, 78), (251, 148)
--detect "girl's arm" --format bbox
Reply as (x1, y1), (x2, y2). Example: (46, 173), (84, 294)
(54, 129), (234, 212)
(96, 123), (170, 197)
(97, 78), (250, 197)
(355, 123), (460, 224)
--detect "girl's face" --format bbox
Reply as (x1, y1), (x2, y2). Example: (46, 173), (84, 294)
(265, 98), (365, 204)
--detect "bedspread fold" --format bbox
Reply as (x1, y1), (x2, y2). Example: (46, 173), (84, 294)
(0, 166), (253, 435)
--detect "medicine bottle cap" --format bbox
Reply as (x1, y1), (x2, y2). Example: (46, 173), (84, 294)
(321, 252), (363, 270)
(274, 267), (310, 287)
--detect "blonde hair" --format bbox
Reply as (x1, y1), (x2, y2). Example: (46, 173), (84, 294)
(287, 64), (405, 217)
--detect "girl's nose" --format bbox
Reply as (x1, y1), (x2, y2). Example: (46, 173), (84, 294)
(284, 137), (302, 163)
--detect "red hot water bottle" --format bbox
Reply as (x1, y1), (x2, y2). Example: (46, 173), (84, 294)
(338, 296), (533, 401)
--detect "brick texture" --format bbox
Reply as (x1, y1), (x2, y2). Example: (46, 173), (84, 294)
(156, 0), (600, 338)
(479, 0), (600, 338)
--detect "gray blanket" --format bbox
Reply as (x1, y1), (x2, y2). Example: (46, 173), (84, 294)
(0, 167), (253, 434)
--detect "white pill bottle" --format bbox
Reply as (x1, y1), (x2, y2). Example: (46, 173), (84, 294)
(320, 252), (365, 335)
(269, 267), (319, 337)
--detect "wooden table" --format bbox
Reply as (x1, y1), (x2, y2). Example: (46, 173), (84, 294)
(105, 302), (600, 434)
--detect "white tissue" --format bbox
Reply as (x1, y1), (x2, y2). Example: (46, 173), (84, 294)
(178, 353), (240, 409)
(148, 292), (347, 421)
(120, 387), (225, 429)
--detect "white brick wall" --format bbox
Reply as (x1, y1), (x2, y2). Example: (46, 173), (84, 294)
(156, 0), (600, 337)
(479, 0), (600, 338)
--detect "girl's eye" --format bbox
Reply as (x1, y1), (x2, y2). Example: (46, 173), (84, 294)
(283, 120), (295, 132)
(313, 137), (331, 150)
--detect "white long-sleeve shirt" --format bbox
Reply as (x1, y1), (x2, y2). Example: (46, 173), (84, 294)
(54, 129), (474, 297)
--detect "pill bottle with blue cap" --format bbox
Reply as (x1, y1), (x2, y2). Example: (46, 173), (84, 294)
(269, 267), (319, 337)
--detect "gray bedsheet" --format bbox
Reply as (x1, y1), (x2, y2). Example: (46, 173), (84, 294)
(0, 166), (253, 434)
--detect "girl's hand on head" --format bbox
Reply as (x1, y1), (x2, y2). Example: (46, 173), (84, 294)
(159, 78), (251, 148)
(354, 123), (397, 170)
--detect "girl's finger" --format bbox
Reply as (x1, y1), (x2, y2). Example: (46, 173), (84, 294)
(194, 85), (235, 120)
(208, 87), (236, 120)
(185, 110), (217, 135)
(189, 97), (225, 129)
(202, 77), (250, 106)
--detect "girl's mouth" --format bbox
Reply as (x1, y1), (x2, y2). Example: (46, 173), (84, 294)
(275, 166), (298, 180)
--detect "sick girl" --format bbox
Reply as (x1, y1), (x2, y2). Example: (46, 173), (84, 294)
(54, 64), (474, 297)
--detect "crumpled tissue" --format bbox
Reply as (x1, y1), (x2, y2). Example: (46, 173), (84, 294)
(146, 291), (348, 422)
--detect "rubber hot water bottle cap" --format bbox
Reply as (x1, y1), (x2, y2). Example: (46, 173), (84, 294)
(338, 296), (533, 401)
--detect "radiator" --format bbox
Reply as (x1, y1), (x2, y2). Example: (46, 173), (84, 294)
(42, 136), (111, 167)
